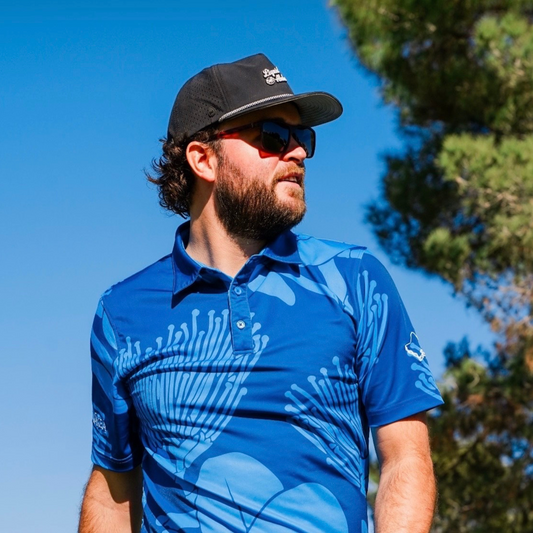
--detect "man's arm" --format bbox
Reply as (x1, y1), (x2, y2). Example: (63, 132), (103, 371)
(79, 465), (143, 533)
(373, 412), (437, 533)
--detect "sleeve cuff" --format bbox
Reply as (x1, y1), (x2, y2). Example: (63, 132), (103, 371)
(367, 396), (444, 428)
(91, 448), (141, 473)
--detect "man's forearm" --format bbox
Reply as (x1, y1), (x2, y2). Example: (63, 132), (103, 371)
(373, 453), (436, 533)
(79, 466), (142, 533)
(79, 493), (138, 533)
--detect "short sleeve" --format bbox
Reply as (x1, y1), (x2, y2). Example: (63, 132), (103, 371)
(353, 253), (444, 427)
(90, 299), (142, 471)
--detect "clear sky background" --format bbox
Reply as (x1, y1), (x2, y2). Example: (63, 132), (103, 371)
(0, 2), (493, 531)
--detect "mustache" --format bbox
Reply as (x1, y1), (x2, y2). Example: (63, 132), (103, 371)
(273, 165), (306, 184)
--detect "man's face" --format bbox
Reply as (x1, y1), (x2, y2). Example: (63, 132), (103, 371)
(213, 104), (308, 242)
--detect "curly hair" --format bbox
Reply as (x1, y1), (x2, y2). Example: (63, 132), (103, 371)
(146, 127), (220, 217)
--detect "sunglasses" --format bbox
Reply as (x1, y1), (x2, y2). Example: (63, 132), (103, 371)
(216, 120), (316, 158)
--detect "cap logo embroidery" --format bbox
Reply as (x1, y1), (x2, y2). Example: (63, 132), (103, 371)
(262, 67), (287, 86)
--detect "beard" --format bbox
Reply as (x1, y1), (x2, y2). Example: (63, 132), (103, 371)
(213, 153), (306, 243)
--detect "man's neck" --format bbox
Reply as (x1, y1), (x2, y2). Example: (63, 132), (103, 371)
(185, 217), (266, 278)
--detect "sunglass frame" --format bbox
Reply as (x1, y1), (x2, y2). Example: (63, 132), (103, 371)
(216, 120), (316, 158)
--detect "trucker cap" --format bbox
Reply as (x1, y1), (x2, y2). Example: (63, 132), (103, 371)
(167, 53), (343, 142)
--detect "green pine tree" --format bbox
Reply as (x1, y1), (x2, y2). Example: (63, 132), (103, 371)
(331, 1), (533, 530)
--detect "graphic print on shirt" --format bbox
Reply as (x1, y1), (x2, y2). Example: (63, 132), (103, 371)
(125, 309), (270, 476)
(160, 452), (350, 533)
(91, 300), (123, 458)
(247, 247), (361, 311)
(352, 267), (389, 383)
(405, 332), (442, 401)
(284, 261), (437, 495)
(285, 356), (368, 494)
(356, 268), (442, 403)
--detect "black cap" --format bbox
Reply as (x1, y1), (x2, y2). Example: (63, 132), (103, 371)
(167, 53), (343, 142)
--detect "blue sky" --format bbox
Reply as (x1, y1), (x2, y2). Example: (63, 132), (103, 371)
(0, 2), (492, 531)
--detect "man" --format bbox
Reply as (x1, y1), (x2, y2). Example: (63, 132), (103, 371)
(79, 53), (444, 533)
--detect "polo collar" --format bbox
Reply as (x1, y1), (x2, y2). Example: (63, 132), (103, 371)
(258, 228), (302, 265)
(171, 221), (302, 295)
(171, 222), (203, 295)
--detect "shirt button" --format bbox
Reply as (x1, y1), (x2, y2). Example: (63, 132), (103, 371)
(236, 320), (246, 329)
(233, 286), (243, 295)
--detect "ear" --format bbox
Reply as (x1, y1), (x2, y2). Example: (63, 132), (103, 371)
(186, 141), (218, 184)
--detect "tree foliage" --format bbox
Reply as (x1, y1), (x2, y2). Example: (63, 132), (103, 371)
(334, 0), (533, 291)
(333, 0), (533, 132)
(332, 1), (533, 530)
(432, 337), (533, 532)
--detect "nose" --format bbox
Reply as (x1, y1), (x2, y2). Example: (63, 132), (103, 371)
(282, 134), (307, 164)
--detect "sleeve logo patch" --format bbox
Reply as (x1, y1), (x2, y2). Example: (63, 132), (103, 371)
(405, 332), (426, 361)
(92, 411), (108, 435)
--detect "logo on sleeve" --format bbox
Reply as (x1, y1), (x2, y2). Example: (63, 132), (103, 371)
(405, 332), (426, 361)
(92, 411), (108, 435)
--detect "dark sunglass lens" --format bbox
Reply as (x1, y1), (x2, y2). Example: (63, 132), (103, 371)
(294, 127), (315, 158)
(261, 122), (290, 153)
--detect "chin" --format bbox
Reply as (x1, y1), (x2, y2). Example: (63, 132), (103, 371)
(281, 199), (307, 222)
(277, 187), (305, 203)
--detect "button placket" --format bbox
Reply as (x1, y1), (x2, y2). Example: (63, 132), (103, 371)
(229, 274), (253, 353)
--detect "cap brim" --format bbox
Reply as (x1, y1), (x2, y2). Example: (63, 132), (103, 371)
(218, 91), (343, 127)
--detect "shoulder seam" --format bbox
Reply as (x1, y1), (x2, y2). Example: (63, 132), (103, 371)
(99, 297), (121, 353)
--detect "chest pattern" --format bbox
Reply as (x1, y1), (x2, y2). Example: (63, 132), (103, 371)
(115, 261), (371, 487)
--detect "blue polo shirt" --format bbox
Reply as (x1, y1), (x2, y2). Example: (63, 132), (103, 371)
(90, 222), (443, 533)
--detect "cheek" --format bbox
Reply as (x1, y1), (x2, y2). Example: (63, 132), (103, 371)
(239, 160), (277, 182)
(221, 140), (279, 177)
(230, 138), (277, 162)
